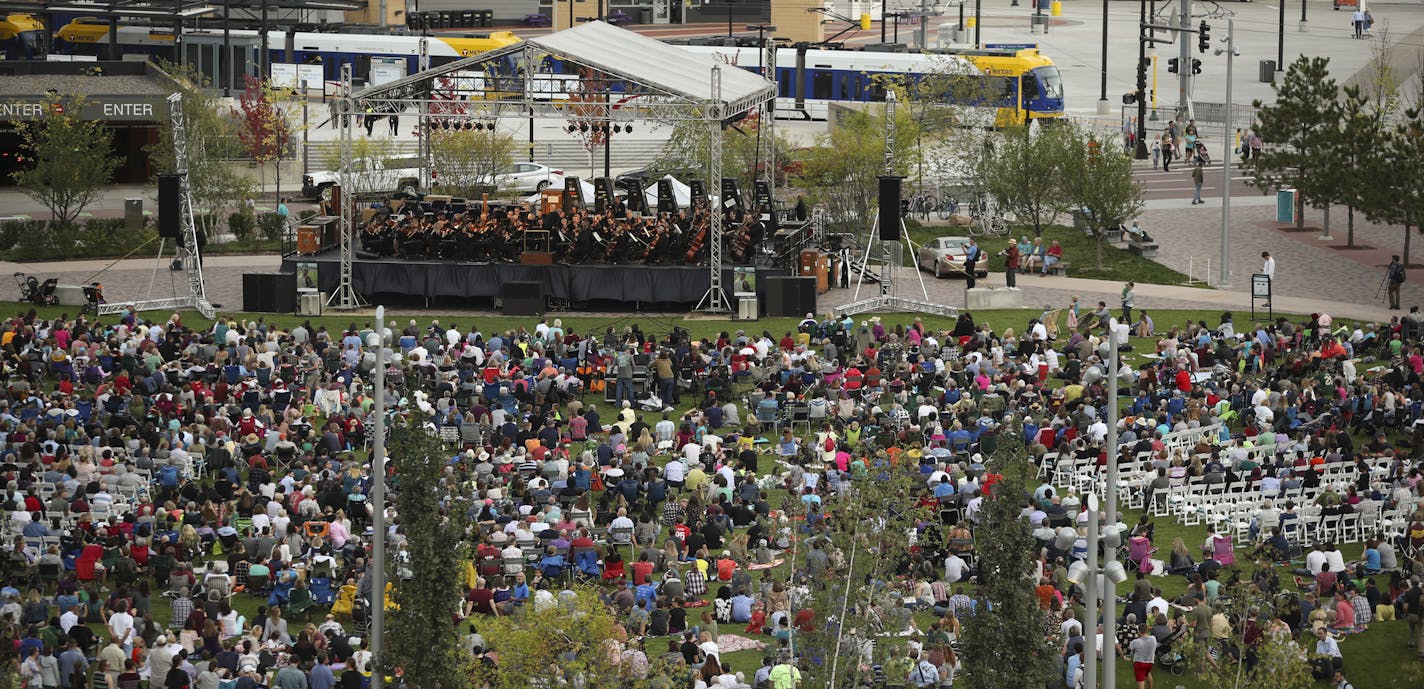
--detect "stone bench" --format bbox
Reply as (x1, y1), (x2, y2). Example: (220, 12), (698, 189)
(1046, 261), (1071, 277)
(1128, 241), (1159, 258)
(966, 286), (1023, 310)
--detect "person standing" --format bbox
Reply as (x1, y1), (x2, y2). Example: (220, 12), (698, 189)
(1150, 137), (1161, 169)
(1128, 625), (1158, 689)
(963, 239), (981, 289)
(1352, 7), (1366, 38)
(1387, 255), (1406, 310)
(1261, 251), (1276, 282)
(1121, 281), (1136, 324)
(1161, 133), (1175, 172)
(1191, 161), (1204, 204)
(1002, 240), (1020, 288)
(614, 347), (634, 407)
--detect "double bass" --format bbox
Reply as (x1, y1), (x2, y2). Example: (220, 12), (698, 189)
(684, 218), (708, 263)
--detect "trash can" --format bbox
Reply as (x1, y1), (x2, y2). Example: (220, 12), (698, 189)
(637, 7), (652, 23)
(1276, 189), (1296, 224)
(1259, 60), (1276, 83)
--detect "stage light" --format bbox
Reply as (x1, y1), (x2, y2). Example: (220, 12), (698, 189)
(625, 124), (633, 133)
(580, 123), (589, 133)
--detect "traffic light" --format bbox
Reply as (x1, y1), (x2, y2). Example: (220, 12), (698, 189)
(1167, 57), (1180, 74)
(1136, 57), (1149, 88)
(899, 198), (910, 217)
(1123, 91), (1137, 105)
(1192, 59), (1202, 75)
(1198, 21), (1211, 53)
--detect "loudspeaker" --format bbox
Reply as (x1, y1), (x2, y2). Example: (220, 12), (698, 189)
(763, 275), (816, 318)
(158, 174), (181, 239)
(243, 272), (297, 313)
(563, 176), (582, 213)
(689, 180), (707, 208)
(594, 178), (616, 213)
(657, 178), (676, 214)
(878, 176), (902, 241)
(721, 178), (741, 212)
(501, 281), (544, 316)
(124, 198), (143, 233)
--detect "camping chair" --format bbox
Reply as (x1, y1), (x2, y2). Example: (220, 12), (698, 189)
(286, 587), (315, 621)
(1126, 536), (1158, 574)
(309, 576), (335, 605)
(1211, 534), (1236, 567)
(331, 583), (358, 622)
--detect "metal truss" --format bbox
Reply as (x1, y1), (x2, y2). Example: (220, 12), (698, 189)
(329, 63), (363, 311)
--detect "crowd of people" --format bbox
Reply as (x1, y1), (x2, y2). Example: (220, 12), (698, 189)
(2, 298), (1423, 689)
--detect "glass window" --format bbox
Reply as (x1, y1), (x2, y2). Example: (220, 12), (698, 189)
(1036, 67), (1063, 100)
(837, 73), (851, 101)
(811, 70), (832, 100)
(779, 70), (793, 99)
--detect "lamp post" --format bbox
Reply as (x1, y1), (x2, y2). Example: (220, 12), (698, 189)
(366, 306), (389, 689)
(974, 0), (981, 46)
(1068, 492), (1128, 689)
(727, 0), (735, 37)
(1097, 0), (1108, 113)
(1218, 19), (1235, 287)
(1276, 0), (1284, 71)
(747, 23), (776, 77)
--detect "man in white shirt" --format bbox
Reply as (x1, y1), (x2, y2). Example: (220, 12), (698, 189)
(663, 457), (687, 489)
(943, 553), (968, 583)
(1304, 545), (1328, 576)
(60, 605), (82, 634)
(107, 602), (135, 651)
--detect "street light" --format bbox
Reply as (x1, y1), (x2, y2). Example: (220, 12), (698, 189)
(1066, 493), (1128, 689)
(365, 306), (390, 689)
(746, 24), (777, 77)
(1216, 20), (1237, 288)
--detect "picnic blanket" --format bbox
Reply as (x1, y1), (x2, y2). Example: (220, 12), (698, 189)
(715, 633), (768, 653)
(748, 558), (786, 571)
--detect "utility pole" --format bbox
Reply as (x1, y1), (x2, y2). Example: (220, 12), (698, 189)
(368, 306), (388, 689)
(1135, 0), (1148, 159)
(1220, 19), (1234, 287)
(1178, 0), (1191, 117)
(917, 0), (930, 50)
(1097, 0), (1108, 113)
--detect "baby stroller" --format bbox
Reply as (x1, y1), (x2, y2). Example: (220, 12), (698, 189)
(1155, 626), (1189, 675)
(81, 282), (105, 316)
(14, 272), (58, 305)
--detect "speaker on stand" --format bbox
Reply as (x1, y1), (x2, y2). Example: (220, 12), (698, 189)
(878, 176), (903, 242)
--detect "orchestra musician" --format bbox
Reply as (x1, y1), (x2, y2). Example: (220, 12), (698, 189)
(350, 192), (764, 267)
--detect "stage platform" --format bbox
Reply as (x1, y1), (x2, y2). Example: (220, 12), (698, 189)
(281, 250), (787, 307)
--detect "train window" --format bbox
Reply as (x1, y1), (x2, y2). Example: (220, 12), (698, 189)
(837, 73), (851, 101)
(811, 70), (832, 100)
(780, 75), (792, 99)
(867, 79), (886, 102)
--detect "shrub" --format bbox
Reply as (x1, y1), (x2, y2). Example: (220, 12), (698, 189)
(228, 211), (255, 240)
(257, 212), (286, 241)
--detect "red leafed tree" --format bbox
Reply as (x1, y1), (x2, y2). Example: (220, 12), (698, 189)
(233, 74), (294, 206)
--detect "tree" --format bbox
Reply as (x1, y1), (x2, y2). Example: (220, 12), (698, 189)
(321, 136), (399, 199)
(478, 587), (637, 688)
(383, 414), (469, 689)
(1335, 86), (1387, 249)
(1176, 580), (1314, 689)
(1251, 56), (1340, 231)
(980, 124), (1075, 237)
(233, 75), (296, 204)
(428, 126), (517, 197)
(792, 104), (922, 233)
(961, 455), (1053, 689)
(1061, 126), (1144, 269)
(10, 95), (120, 228)
(148, 62), (256, 240)
(653, 110), (795, 192)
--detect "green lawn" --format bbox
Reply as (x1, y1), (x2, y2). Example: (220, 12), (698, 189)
(903, 219), (1194, 286)
(21, 301), (1412, 687)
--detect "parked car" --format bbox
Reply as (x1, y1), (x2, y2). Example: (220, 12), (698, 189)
(491, 162), (564, 192)
(915, 236), (989, 279)
(302, 157), (425, 200)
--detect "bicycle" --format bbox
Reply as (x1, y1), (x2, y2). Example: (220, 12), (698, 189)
(967, 195), (1010, 237)
(908, 192), (936, 220)
(935, 193), (959, 221)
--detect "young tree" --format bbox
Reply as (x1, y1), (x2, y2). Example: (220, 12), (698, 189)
(792, 104), (921, 233)
(1335, 86), (1387, 249)
(383, 414), (470, 689)
(961, 455), (1053, 689)
(478, 587), (634, 688)
(321, 136), (399, 199)
(233, 75), (296, 204)
(1061, 127), (1144, 270)
(149, 63), (256, 240)
(653, 110), (795, 192)
(980, 124), (1074, 237)
(10, 95), (120, 228)
(1250, 56), (1340, 231)
(428, 126), (517, 197)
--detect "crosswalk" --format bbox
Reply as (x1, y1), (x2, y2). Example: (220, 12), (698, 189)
(1132, 162), (1263, 201)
